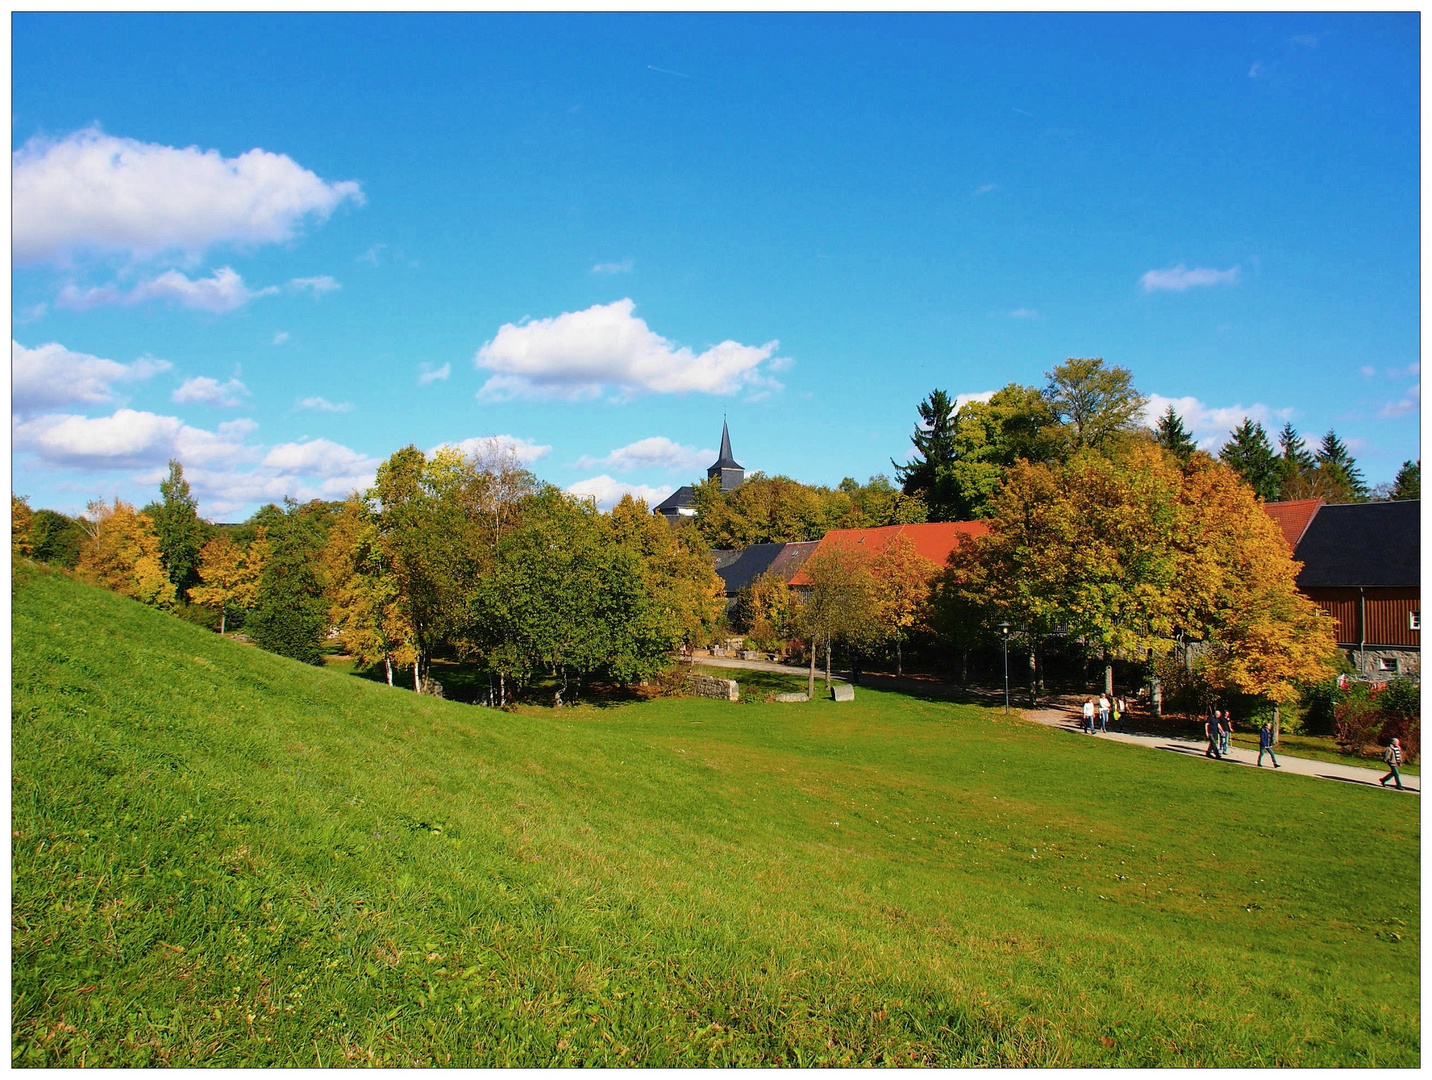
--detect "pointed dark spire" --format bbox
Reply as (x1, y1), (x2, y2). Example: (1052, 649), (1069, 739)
(707, 418), (744, 490)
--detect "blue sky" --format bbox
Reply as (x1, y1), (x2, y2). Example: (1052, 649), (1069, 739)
(12, 13), (1420, 519)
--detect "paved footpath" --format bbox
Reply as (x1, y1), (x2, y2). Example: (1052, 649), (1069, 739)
(1022, 699), (1419, 795)
(686, 657), (1418, 795)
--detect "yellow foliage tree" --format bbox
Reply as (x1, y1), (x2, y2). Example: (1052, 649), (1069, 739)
(189, 530), (268, 634)
(322, 500), (417, 686)
(870, 534), (938, 676)
(12, 495), (34, 559)
(608, 495), (725, 648)
(75, 499), (176, 608)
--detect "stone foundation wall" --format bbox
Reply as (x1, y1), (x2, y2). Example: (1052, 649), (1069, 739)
(1346, 647), (1420, 679)
(686, 674), (739, 701)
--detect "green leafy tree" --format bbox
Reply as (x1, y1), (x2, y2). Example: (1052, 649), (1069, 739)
(1219, 419), (1279, 501)
(1043, 357), (1148, 452)
(608, 494), (725, 649)
(27, 509), (88, 568)
(12, 495), (34, 559)
(247, 500), (336, 665)
(794, 539), (879, 697)
(322, 500), (417, 686)
(1154, 404), (1198, 463)
(144, 460), (208, 599)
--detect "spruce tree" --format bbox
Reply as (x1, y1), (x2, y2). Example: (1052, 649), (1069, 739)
(1275, 423), (1314, 499)
(1315, 430), (1368, 502)
(1154, 404), (1197, 462)
(1391, 459), (1420, 501)
(893, 389), (959, 520)
(1218, 419), (1279, 501)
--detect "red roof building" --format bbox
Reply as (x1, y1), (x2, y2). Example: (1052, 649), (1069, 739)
(787, 521), (989, 586)
(1261, 498), (1323, 551)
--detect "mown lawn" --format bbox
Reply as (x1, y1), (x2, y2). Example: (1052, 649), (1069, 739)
(12, 565), (1420, 1066)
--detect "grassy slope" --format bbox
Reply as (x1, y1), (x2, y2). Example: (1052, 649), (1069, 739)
(12, 566), (1420, 1067)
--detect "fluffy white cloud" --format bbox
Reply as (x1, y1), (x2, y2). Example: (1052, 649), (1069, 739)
(1008, 308), (1040, 319)
(576, 436), (713, 473)
(262, 438), (379, 477)
(13, 409), (259, 470)
(172, 376), (249, 408)
(13, 127), (363, 264)
(954, 390), (996, 411)
(287, 275), (341, 296)
(57, 267), (279, 313)
(12, 340), (170, 415)
(433, 434), (552, 465)
(1382, 382), (1420, 418)
(1140, 264), (1241, 293)
(1143, 394), (1292, 450)
(591, 259), (634, 275)
(297, 396), (354, 413)
(273, 331), (291, 345)
(418, 362), (451, 385)
(474, 299), (782, 401)
(565, 475), (673, 510)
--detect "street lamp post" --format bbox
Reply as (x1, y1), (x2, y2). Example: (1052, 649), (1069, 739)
(999, 622), (1011, 715)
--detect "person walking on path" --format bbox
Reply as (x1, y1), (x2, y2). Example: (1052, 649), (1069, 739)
(1205, 711), (1225, 759)
(1112, 696), (1122, 732)
(1082, 698), (1095, 734)
(1097, 694), (1110, 733)
(1380, 738), (1405, 790)
(1257, 721), (1281, 768)
(1220, 710), (1232, 757)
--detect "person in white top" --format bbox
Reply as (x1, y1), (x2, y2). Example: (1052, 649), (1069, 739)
(1097, 694), (1110, 733)
(1081, 698), (1095, 734)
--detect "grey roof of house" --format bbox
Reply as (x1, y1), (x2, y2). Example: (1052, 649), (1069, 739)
(711, 542), (787, 595)
(1294, 500), (1420, 589)
(653, 485), (696, 513)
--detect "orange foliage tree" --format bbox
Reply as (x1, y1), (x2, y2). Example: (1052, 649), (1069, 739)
(75, 499), (176, 608)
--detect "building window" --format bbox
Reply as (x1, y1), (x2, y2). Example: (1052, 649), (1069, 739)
(1410, 611), (1421, 631)
(1379, 656), (1399, 673)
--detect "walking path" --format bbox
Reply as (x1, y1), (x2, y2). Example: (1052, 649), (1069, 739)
(685, 656), (1418, 795)
(1021, 698), (1418, 794)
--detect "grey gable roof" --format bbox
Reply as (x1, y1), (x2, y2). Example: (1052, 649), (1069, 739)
(653, 485), (695, 513)
(711, 542), (787, 595)
(1294, 500), (1420, 588)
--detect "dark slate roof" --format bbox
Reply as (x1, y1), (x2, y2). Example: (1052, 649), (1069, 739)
(1294, 500), (1420, 588)
(768, 540), (819, 582)
(708, 420), (741, 471)
(710, 542), (786, 595)
(653, 485), (695, 513)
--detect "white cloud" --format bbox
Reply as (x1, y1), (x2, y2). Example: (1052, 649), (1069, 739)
(418, 362), (451, 385)
(358, 243), (386, 265)
(973, 184), (999, 196)
(297, 396), (354, 413)
(473, 298), (782, 401)
(1248, 61), (1269, 79)
(13, 126), (363, 264)
(1382, 382), (1420, 418)
(592, 259), (634, 275)
(566, 475), (673, 511)
(955, 390), (996, 411)
(1143, 394), (1293, 451)
(13, 408), (259, 470)
(1008, 308), (1040, 320)
(1359, 365), (1377, 379)
(575, 436), (713, 474)
(287, 275), (341, 296)
(172, 376), (250, 408)
(12, 340), (170, 415)
(1140, 264), (1241, 293)
(273, 331), (290, 345)
(433, 434), (552, 465)
(1289, 33), (1319, 49)
(57, 267), (279, 313)
(262, 438), (378, 477)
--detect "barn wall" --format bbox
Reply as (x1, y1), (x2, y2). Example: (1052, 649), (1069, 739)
(1303, 587), (1421, 648)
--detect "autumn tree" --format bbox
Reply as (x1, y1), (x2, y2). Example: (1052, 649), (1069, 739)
(794, 539), (878, 697)
(190, 530), (267, 634)
(12, 495), (34, 559)
(321, 500), (417, 686)
(74, 499), (176, 608)
(732, 570), (795, 652)
(1043, 357), (1148, 452)
(608, 494), (724, 648)
(870, 534), (937, 675)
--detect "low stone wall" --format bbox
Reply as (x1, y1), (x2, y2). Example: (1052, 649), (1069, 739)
(686, 674), (739, 702)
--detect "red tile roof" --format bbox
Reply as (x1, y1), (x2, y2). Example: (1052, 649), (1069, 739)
(1261, 498), (1323, 551)
(787, 521), (989, 586)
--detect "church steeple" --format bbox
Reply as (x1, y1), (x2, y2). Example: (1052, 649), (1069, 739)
(707, 418), (744, 490)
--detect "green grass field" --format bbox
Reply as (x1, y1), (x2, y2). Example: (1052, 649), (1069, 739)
(12, 565), (1420, 1066)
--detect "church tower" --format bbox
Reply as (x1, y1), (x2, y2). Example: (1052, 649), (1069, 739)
(707, 420), (744, 491)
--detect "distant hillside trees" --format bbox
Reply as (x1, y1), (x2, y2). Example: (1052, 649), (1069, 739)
(692, 472), (925, 548)
(12, 496), (90, 568)
(190, 531), (268, 635)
